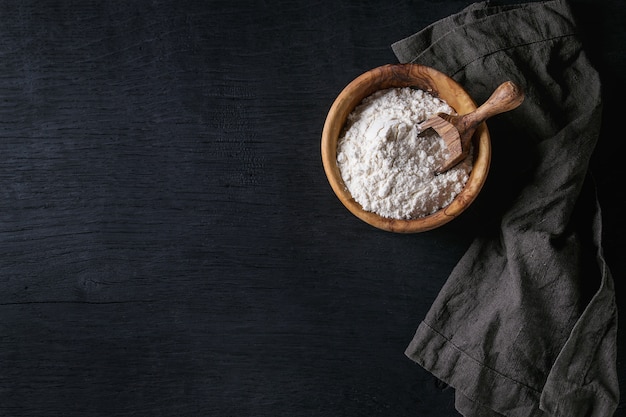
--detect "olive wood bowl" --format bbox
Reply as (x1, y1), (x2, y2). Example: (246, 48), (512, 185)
(321, 63), (491, 233)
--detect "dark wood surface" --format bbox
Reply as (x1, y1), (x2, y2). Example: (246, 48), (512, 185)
(0, 1), (624, 416)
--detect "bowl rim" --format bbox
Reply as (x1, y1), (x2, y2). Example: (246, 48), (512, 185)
(321, 63), (491, 233)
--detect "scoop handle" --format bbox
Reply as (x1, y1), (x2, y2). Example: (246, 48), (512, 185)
(463, 81), (524, 127)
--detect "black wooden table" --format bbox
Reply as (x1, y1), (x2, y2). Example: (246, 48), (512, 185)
(0, 1), (624, 416)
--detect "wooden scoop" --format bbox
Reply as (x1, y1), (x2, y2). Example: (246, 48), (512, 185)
(420, 81), (525, 174)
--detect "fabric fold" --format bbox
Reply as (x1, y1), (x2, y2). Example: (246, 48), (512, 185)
(392, 1), (619, 416)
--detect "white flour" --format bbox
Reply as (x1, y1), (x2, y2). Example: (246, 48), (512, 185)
(336, 87), (472, 219)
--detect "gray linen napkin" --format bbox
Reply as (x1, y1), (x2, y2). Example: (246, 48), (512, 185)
(392, 1), (619, 416)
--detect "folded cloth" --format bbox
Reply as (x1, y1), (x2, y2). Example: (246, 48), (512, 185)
(392, 1), (619, 416)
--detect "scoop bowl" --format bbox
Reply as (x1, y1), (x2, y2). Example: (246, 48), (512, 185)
(321, 63), (492, 233)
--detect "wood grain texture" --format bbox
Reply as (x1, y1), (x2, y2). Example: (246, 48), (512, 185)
(435, 80), (523, 173)
(0, 1), (624, 416)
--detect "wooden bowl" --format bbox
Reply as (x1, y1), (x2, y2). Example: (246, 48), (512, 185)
(321, 63), (491, 233)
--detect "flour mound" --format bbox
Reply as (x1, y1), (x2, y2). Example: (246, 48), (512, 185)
(336, 87), (472, 220)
